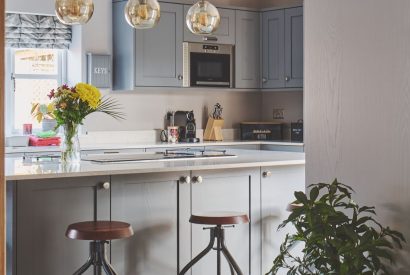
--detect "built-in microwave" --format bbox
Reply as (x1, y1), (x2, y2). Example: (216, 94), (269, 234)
(183, 42), (234, 88)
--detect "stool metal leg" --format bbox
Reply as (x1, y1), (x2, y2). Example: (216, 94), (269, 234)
(221, 237), (244, 275)
(73, 241), (119, 275)
(74, 242), (96, 275)
(179, 228), (216, 275)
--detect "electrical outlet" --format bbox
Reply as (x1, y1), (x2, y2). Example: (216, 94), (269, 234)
(273, 108), (285, 120)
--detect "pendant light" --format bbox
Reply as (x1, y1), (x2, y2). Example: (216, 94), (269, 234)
(55, 0), (94, 25)
(186, 0), (220, 35)
(124, 0), (161, 29)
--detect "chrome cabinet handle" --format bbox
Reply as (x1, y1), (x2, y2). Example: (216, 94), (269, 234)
(285, 76), (290, 82)
(178, 75), (183, 80)
(192, 176), (203, 184)
(262, 171), (272, 178)
(180, 176), (191, 184)
(102, 182), (110, 190)
(262, 77), (267, 83)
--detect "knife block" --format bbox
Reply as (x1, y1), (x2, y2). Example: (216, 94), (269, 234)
(204, 118), (224, 141)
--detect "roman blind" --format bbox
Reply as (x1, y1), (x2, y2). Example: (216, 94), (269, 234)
(5, 13), (72, 49)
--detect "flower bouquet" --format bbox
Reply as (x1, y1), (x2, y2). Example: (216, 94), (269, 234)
(48, 83), (124, 162)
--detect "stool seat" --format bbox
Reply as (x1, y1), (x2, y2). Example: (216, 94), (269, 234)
(190, 211), (249, 225)
(66, 221), (134, 241)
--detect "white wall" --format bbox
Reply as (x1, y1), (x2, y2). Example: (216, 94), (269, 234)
(5, 0), (54, 15)
(305, 0), (410, 272)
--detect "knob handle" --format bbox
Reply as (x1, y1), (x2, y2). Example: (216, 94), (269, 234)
(102, 182), (110, 190)
(180, 176), (191, 184)
(262, 77), (267, 83)
(262, 171), (272, 178)
(192, 176), (203, 184)
(285, 76), (290, 82)
(178, 75), (183, 80)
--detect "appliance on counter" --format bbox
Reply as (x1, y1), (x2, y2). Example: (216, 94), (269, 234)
(82, 148), (236, 163)
(240, 122), (283, 141)
(166, 110), (200, 143)
(183, 42), (234, 88)
(291, 120), (304, 142)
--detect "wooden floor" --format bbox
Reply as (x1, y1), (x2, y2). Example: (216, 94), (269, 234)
(1, 1), (5, 274)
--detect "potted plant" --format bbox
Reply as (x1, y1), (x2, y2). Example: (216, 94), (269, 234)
(31, 102), (57, 131)
(268, 179), (405, 275)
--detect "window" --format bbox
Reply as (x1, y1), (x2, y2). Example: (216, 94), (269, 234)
(6, 48), (66, 134)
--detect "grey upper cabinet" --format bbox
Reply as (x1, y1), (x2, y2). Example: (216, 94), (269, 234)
(262, 7), (303, 89)
(135, 3), (183, 87)
(110, 172), (187, 275)
(262, 9), (285, 88)
(235, 10), (260, 89)
(14, 176), (110, 275)
(113, 1), (183, 89)
(285, 7), (303, 88)
(179, 168), (261, 275)
(183, 6), (236, 45)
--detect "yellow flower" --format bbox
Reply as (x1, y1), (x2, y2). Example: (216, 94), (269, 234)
(75, 83), (102, 109)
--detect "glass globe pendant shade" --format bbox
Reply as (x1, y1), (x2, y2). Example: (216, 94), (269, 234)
(55, 0), (94, 25)
(124, 0), (161, 29)
(186, 0), (220, 35)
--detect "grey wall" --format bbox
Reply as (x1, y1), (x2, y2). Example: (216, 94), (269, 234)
(305, 0), (410, 272)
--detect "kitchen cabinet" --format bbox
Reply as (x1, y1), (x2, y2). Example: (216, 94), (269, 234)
(179, 168), (261, 275)
(235, 10), (261, 89)
(13, 176), (110, 275)
(110, 172), (188, 275)
(260, 164), (305, 274)
(183, 6), (236, 45)
(262, 7), (303, 89)
(284, 7), (303, 88)
(113, 1), (183, 89)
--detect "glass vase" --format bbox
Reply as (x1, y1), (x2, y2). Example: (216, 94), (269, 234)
(61, 122), (81, 163)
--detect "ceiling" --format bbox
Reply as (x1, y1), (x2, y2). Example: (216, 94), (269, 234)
(172, 0), (303, 10)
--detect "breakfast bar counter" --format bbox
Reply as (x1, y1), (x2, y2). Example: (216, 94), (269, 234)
(6, 149), (305, 275)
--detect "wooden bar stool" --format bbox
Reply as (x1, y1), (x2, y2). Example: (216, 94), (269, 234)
(179, 212), (249, 275)
(66, 221), (134, 275)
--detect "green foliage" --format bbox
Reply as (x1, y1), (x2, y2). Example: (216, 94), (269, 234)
(268, 179), (405, 275)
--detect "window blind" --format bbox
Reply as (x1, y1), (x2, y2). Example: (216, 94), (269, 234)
(5, 13), (72, 49)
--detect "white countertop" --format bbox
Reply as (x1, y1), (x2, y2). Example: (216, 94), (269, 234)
(5, 140), (304, 154)
(5, 149), (305, 181)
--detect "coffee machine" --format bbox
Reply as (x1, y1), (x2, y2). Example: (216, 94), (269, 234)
(166, 110), (200, 143)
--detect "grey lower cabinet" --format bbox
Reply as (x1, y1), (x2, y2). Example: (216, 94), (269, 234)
(110, 172), (188, 275)
(262, 7), (303, 89)
(183, 6), (236, 45)
(113, 1), (183, 89)
(235, 10), (261, 89)
(13, 176), (110, 275)
(179, 168), (261, 275)
(260, 164), (305, 274)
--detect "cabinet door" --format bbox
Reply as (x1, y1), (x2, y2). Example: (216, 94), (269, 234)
(110, 172), (188, 275)
(260, 165), (305, 274)
(235, 11), (260, 89)
(182, 168), (260, 275)
(262, 10), (285, 89)
(184, 6), (236, 45)
(15, 176), (110, 275)
(284, 7), (303, 88)
(135, 3), (183, 87)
